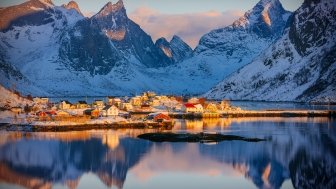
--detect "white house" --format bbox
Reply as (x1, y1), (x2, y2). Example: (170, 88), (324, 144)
(194, 104), (204, 113)
(102, 105), (119, 117)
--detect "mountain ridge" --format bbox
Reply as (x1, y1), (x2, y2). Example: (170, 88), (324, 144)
(1, 0), (333, 102)
(204, 0), (336, 102)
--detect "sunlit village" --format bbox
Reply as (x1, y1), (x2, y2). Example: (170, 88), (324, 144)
(3, 90), (334, 132)
(4, 91), (238, 128)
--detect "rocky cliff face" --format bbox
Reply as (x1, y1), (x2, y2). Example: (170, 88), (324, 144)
(59, 0), (171, 75)
(62, 1), (82, 15)
(155, 35), (193, 63)
(205, 0), (336, 102)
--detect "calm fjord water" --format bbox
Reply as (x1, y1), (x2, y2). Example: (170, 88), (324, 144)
(0, 117), (335, 189)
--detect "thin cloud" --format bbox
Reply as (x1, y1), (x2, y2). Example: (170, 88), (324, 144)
(129, 7), (243, 48)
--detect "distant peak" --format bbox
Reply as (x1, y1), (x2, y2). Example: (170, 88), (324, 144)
(172, 35), (180, 40)
(155, 37), (170, 46)
(171, 35), (184, 43)
(66, 1), (79, 9)
(257, 0), (280, 6)
(96, 0), (125, 17)
(62, 1), (82, 15)
(232, 0), (289, 35)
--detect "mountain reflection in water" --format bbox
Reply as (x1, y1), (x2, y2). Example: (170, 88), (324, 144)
(0, 117), (335, 189)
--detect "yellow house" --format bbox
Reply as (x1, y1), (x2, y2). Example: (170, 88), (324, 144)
(57, 110), (71, 117)
(205, 103), (219, 113)
(130, 96), (142, 106)
(76, 101), (89, 109)
(59, 100), (72, 110)
(221, 100), (231, 110)
(120, 102), (133, 111)
(93, 100), (105, 109)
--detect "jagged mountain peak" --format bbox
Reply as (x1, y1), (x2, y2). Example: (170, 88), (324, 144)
(155, 35), (192, 62)
(170, 35), (191, 48)
(62, 1), (82, 15)
(155, 37), (173, 58)
(170, 35), (183, 43)
(95, 0), (125, 18)
(257, 0), (281, 6)
(232, 0), (291, 37)
(156, 37), (170, 45)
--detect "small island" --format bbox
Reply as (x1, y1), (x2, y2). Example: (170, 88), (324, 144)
(138, 132), (268, 143)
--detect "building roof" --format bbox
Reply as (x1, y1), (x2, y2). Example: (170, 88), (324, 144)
(102, 105), (112, 110)
(102, 105), (118, 111)
(78, 101), (87, 104)
(194, 104), (203, 109)
(184, 103), (196, 108)
(62, 100), (72, 105)
(84, 109), (99, 113)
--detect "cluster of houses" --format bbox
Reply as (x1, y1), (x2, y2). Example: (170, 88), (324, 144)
(14, 92), (235, 120)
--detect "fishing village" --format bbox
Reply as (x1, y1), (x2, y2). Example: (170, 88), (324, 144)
(1, 91), (335, 132)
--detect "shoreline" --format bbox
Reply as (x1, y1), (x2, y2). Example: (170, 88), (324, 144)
(170, 110), (336, 119)
(1, 110), (335, 132)
(4, 121), (174, 132)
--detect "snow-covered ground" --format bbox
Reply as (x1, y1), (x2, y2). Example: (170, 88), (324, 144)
(0, 85), (32, 108)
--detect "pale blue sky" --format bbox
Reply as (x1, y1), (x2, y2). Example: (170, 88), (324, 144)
(0, 0), (303, 14)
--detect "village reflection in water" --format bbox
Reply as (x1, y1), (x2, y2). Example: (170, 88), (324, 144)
(0, 117), (335, 189)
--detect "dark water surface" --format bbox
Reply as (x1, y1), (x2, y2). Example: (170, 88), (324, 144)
(0, 117), (335, 189)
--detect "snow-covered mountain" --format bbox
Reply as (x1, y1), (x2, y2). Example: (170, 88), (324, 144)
(60, 0), (172, 75)
(2, 0), (333, 101)
(0, 0), (175, 96)
(205, 0), (336, 102)
(150, 0), (292, 95)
